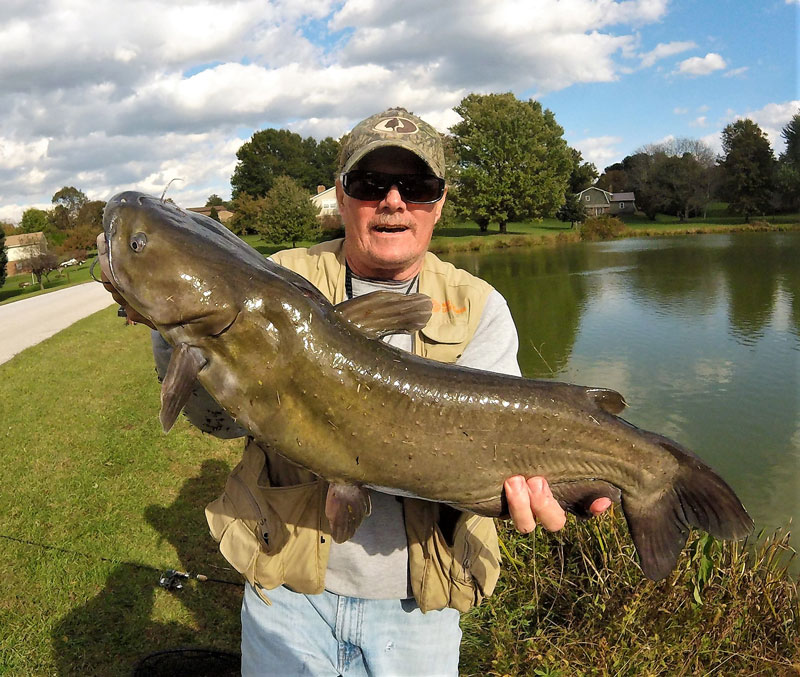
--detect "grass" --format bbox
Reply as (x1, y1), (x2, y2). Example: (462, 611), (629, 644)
(0, 308), (243, 675)
(461, 519), (800, 676)
(1, 305), (798, 674)
(0, 260), (96, 306)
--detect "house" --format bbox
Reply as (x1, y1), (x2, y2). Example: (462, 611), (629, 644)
(577, 187), (636, 216)
(5, 232), (48, 277)
(186, 205), (234, 224)
(310, 185), (339, 217)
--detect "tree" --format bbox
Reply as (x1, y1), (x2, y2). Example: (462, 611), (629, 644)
(648, 153), (708, 221)
(261, 176), (321, 248)
(229, 192), (269, 235)
(0, 228), (6, 288)
(556, 191), (586, 228)
(718, 119), (776, 220)
(209, 206), (222, 223)
(231, 129), (339, 198)
(1, 221), (15, 236)
(76, 200), (105, 231)
(206, 194), (226, 207)
(19, 208), (50, 234)
(776, 111), (800, 210)
(567, 148), (598, 193)
(59, 223), (102, 253)
(25, 253), (59, 290)
(451, 93), (573, 233)
(52, 186), (88, 228)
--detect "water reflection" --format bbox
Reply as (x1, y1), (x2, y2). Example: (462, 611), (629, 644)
(444, 232), (800, 563)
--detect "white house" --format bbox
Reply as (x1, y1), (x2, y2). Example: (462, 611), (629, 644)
(310, 186), (339, 217)
(5, 232), (48, 277)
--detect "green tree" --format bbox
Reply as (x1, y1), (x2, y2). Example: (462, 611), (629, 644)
(0, 228), (6, 288)
(718, 119), (776, 220)
(206, 194), (226, 207)
(261, 176), (321, 248)
(649, 153), (708, 221)
(209, 206), (221, 223)
(19, 208), (50, 234)
(556, 191), (587, 228)
(76, 200), (105, 230)
(567, 148), (598, 193)
(231, 129), (337, 198)
(229, 192), (269, 235)
(776, 111), (800, 210)
(52, 186), (88, 228)
(451, 93), (572, 233)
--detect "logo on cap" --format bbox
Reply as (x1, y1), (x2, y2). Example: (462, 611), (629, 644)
(373, 117), (418, 134)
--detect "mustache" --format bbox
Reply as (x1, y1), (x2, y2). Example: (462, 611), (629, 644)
(368, 214), (414, 229)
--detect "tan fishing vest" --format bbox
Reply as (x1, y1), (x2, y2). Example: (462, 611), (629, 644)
(205, 239), (502, 613)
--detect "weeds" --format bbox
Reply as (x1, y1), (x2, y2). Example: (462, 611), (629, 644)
(460, 511), (800, 676)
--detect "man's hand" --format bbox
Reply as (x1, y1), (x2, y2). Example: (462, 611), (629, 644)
(504, 475), (612, 533)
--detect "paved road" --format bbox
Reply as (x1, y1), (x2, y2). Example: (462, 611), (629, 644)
(0, 282), (115, 365)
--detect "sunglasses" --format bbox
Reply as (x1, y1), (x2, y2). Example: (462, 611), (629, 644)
(341, 171), (445, 204)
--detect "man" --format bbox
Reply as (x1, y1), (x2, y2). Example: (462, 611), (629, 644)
(104, 107), (609, 676)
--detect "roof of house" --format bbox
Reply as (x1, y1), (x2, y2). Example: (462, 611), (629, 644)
(5, 232), (46, 247)
(610, 192), (635, 201)
(310, 186), (337, 201)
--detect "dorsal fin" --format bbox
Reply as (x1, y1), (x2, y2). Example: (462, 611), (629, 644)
(585, 387), (627, 415)
(334, 291), (432, 339)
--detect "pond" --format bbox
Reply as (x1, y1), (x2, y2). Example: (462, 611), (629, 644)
(444, 231), (800, 563)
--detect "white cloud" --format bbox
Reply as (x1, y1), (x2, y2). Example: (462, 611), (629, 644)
(674, 107), (688, 114)
(689, 116), (707, 127)
(572, 135), (624, 168)
(639, 40), (696, 68)
(723, 66), (749, 78)
(675, 52), (727, 76)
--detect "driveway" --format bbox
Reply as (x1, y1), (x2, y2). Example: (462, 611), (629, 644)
(0, 282), (115, 365)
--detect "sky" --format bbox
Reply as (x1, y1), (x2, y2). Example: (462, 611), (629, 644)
(0, 0), (797, 224)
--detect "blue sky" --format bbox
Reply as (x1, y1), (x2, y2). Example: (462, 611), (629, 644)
(0, 0), (797, 222)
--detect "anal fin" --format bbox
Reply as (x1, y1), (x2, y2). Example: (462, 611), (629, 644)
(160, 344), (207, 432)
(325, 483), (372, 543)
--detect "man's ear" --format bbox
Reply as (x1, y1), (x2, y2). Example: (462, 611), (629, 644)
(335, 180), (345, 212)
(433, 185), (448, 223)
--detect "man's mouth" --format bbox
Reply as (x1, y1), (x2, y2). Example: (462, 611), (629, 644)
(372, 224), (410, 234)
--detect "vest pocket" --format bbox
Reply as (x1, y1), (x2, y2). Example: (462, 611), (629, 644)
(206, 460), (330, 594)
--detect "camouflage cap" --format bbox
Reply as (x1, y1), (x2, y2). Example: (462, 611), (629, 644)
(339, 107), (446, 179)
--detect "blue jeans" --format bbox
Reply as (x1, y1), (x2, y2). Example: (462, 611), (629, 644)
(241, 584), (462, 676)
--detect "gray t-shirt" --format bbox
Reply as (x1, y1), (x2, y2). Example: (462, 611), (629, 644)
(151, 271), (521, 599)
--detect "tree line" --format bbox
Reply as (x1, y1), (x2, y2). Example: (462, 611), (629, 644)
(228, 94), (799, 238)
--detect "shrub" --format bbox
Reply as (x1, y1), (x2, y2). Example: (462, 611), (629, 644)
(580, 215), (626, 240)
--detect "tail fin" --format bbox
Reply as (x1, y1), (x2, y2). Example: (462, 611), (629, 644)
(623, 434), (753, 581)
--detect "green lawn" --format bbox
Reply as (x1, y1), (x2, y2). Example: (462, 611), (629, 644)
(0, 260), (96, 306)
(0, 308), (243, 675)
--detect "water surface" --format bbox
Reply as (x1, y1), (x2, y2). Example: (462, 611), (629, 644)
(444, 232), (800, 560)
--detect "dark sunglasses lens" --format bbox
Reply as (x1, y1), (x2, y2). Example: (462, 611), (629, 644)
(344, 172), (443, 203)
(399, 176), (444, 203)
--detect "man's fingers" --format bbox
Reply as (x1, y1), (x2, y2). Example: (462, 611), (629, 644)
(504, 476), (567, 534)
(526, 477), (567, 532)
(505, 476), (536, 534)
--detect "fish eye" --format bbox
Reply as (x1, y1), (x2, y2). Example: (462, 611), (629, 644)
(130, 232), (148, 252)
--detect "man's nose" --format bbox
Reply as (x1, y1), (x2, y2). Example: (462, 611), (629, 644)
(380, 185), (406, 211)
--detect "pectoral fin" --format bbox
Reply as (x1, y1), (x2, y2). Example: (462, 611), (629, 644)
(334, 292), (432, 339)
(325, 483), (372, 543)
(160, 343), (207, 433)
